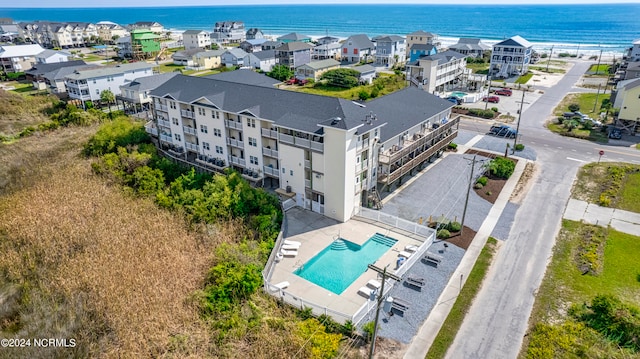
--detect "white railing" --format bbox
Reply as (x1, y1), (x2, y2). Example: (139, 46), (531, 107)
(263, 165), (279, 177)
(356, 137), (370, 152)
(356, 207), (435, 239)
(262, 147), (278, 158)
(295, 137), (310, 148)
(261, 128), (278, 139)
(183, 126), (197, 135)
(279, 133), (294, 145)
(160, 134), (173, 143)
(304, 159), (311, 168)
(185, 142), (198, 152)
(229, 155), (246, 167)
(157, 119), (170, 128)
(311, 141), (324, 152)
(156, 104), (168, 112)
(180, 109), (195, 119)
(305, 179), (311, 188)
(145, 126), (158, 136)
(282, 198), (297, 211)
(225, 120), (242, 129)
(227, 138), (243, 147)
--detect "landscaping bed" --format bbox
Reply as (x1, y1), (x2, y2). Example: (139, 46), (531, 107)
(452, 107), (499, 119)
(464, 149), (516, 204)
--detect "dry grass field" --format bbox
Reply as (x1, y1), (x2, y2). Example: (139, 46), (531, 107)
(0, 90), (54, 136)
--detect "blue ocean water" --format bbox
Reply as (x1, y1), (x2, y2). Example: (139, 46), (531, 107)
(1, 4), (638, 51)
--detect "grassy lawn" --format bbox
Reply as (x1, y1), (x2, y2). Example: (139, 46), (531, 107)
(587, 64), (610, 75)
(529, 65), (566, 74)
(426, 237), (498, 359)
(194, 69), (223, 77)
(617, 172), (640, 213)
(547, 121), (609, 142)
(515, 72), (534, 84)
(81, 54), (104, 62)
(294, 74), (406, 100)
(158, 63), (185, 73)
(553, 92), (610, 117)
(7, 82), (35, 93)
(466, 62), (490, 74)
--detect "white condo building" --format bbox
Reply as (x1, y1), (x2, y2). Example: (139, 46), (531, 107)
(65, 62), (154, 102)
(146, 73), (459, 222)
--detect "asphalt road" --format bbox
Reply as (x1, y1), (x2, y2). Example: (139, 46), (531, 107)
(445, 60), (640, 359)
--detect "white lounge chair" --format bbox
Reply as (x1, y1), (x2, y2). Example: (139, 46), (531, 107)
(358, 286), (375, 298)
(282, 243), (300, 250)
(367, 279), (381, 289)
(280, 249), (298, 257)
(284, 239), (302, 247)
(273, 281), (290, 290)
(398, 250), (412, 258)
(405, 245), (419, 252)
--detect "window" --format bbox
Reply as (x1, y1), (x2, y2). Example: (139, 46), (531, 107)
(172, 118), (179, 125)
(213, 128), (221, 137)
(343, 47), (347, 54)
(95, 89), (99, 95)
(354, 48), (358, 55)
(211, 111), (219, 119)
(247, 118), (256, 128)
(93, 79), (96, 84)
(290, 170), (293, 176)
(248, 137), (257, 147)
(170, 101), (176, 109)
(174, 133), (181, 141)
(250, 155), (258, 165)
(282, 167), (286, 173)
(215, 145), (223, 154)
(198, 107), (205, 116)
(202, 142), (210, 150)
(200, 125), (208, 133)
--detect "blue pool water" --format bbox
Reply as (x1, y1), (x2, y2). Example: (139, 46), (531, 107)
(294, 233), (397, 295)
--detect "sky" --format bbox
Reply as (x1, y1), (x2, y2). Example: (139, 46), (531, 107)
(4, 0), (640, 8)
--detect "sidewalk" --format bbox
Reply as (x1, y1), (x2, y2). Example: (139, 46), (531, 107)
(402, 154), (529, 359)
(564, 198), (640, 236)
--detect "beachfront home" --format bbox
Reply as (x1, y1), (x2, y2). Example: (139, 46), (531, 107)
(117, 72), (178, 114)
(408, 44), (437, 62)
(240, 38), (267, 53)
(35, 49), (71, 64)
(65, 62), (154, 103)
(274, 42), (314, 70)
(406, 30), (440, 51)
(0, 44), (44, 73)
(373, 35), (406, 67)
(277, 32), (312, 43)
(262, 40), (284, 51)
(25, 60), (95, 94)
(252, 50), (276, 72)
(221, 48), (250, 67)
(146, 74), (458, 222)
(625, 38), (640, 62)
(129, 29), (161, 60)
(489, 35), (533, 79)
(317, 36), (340, 45)
(211, 21), (245, 44)
(611, 78), (640, 135)
(448, 38), (491, 58)
(182, 30), (211, 50)
(96, 22), (127, 44)
(128, 21), (164, 34)
(313, 42), (342, 60)
(172, 48), (206, 67)
(295, 59), (340, 81)
(406, 50), (469, 94)
(246, 28), (264, 40)
(341, 34), (375, 63)
(192, 49), (225, 70)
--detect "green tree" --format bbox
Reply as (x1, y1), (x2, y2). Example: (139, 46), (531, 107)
(568, 103), (580, 112)
(100, 89), (116, 112)
(267, 64), (293, 81)
(321, 68), (360, 88)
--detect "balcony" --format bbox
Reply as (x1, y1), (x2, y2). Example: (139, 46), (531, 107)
(261, 128), (278, 139)
(158, 119), (171, 128)
(305, 179), (311, 188)
(145, 126), (158, 136)
(225, 120), (242, 130)
(356, 159), (368, 173)
(185, 141), (199, 152)
(263, 165), (279, 177)
(356, 137), (370, 152)
(304, 159), (311, 168)
(278, 133), (324, 152)
(180, 109), (195, 119)
(156, 104), (168, 112)
(279, 133), (294, 145)
(227, 138), (244, 148)
(195, 154), (226, 170)
(262, 147), (278, 158)
(160, 134), (173, 144)
(183, 126), (197, 135)
(311, 141), (324, 152)
(229, 155), (246, 167)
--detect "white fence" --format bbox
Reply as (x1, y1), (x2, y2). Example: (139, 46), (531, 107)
(282, 198), (297, 211)
(356, 207), (435, 239)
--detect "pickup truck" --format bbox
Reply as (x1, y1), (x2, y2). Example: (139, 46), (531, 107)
(489, 124), (518, 138)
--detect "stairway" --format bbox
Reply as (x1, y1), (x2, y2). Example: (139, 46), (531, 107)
(330, 239), (349, 250)
(370, 188), (383, 210)
(371, 233), (397, 247)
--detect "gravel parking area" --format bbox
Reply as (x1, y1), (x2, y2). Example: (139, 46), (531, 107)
(377, 240), (465, 343)
(490, 201), (519, 241)
(472, 135), (537, 161)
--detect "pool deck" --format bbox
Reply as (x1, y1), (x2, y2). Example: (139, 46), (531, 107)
(268, 207), (425, 319)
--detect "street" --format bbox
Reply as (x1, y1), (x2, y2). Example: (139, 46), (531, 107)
(445, 60), (640, 359)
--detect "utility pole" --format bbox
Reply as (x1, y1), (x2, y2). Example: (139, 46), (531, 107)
(592, 83), (602, 113)
(484, 73), (492, 110)
(460, 155), (477, 236)
(595, 48), (603, 75)
(545, 45), (554, 72)
(367, 264), (400, 359)
(513, 90), (528, 153)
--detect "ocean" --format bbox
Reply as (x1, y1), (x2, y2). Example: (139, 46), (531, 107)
(2, 4), (639, 54)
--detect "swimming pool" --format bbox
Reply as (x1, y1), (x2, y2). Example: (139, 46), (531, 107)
(450, 91), (467, 98)
(294, 233), (397, 294)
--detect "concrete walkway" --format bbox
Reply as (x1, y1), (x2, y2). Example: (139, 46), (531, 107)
(403, 155), (529, 359)
(564, 198), (640, 236)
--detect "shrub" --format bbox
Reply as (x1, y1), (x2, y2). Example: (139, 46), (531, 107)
(362, 321), (376, 342)
(568, 103), (580, 112)
(474, 183), (483, 189)
(487, 157), (516, 179)
(447, 221), (462, 232)
(294, 318), (342, 359)
(437, 229), (451, 239)
(370, 87), (380, 98)
(514, 143), (525, 151)
(84, 118), (150, 156)
(447, 142), (458, 150)
(358, 89), (370, 101)
(491, 107), (499, 112)
(468, 108), (496, 119)
(476, 176), (488, 186)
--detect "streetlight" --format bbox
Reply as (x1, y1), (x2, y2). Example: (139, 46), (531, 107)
(513, 89), (528, 153)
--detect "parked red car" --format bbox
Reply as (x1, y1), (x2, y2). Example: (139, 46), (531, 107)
(483, 96), (500, 103)
(494, 88), (512, 96)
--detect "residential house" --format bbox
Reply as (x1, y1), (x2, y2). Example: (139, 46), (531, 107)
(408, 44), (437, 62)
(147, 74), (458, 222)
(351, 64), (376, 84)
(116, 36), (132, 58)
(204, 69), (280, 88)
(406, 30), (440, 51)
(192, 49), (225, 70)
(130, 29), (161, 60)
(624, 38), (640, 62)
(246, 28), (264, 40)
(239, 38), (267, 53)
(373, 35), (406, 66)
(221, 48), (250, 67)
(211, 21), (245, 44)
(252, 50), (276, 72)
(489, 35), (533, 78)
(611, 78), (640, 134)
(295, 59), (340, 81)
(172, 48), (206, 67)
(18, 21), (98, 48)
(341, 34), (375, 63)
(117, 72), (178, 113)
(25, 60), (95, 93)
(313, 42), (342, 60)
(0, 18), (19, 35)
(448, 38), (491, 58)
(316, 36), (340, 45)
(35, 49), (71, 64)
(623, 62), (640, 80)
(128, 21), (164, 34)
(261, 40), (284, 51)
(406, 50), (469, 94)
(277, 32), (311, 43)
(274, 42), (314, 70)
(0, 44), (44, 72)
(65, 62), (155, 103)
(182, 30), (211, 50)
(96, 22), (127, 43)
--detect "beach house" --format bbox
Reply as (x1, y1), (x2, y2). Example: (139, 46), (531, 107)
(239, 38), (267, 53)
(25, 60), (96, 94)
(489, 35), (532, 79)
(129, 29), (161, 60)
(146, 74), (458, 222)
(295, 59), (340, 81)
(64, 62), (154, 103)
(373, 35), (406, 67)
(182, 30), (211, 50)
(211, 21), (245, 44)
(611, 78), (640, 135)
(408, 44), (437, 63)
(313, 42), (342, 60)
(277, 32), (312, 43)
(274, 42), (314, 70)
(221, 48), (250, 67)
(246, 28), (264, 40)
(448, 38), (491, 58)
(192, 49), (225, 70)
(35, 49), (71, 64)
(117, 72), (178, 114)
(128, 21), (164, 34)
(406, 30), (440, 51)
(0, 44), (44, 73)
(96, 22), (127, 44)
(172, 48), (206, 67)
(341, 34), (375, 63)
(406, 50), (469, 94)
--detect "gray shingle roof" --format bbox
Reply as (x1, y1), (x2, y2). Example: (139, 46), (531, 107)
(277, 32), (310, 41)
(449, 38), (491, 52)
(120, 72), (178, 91)
(344, 34), (374, 49)
(411, 50), (466, 65)
(182, 29), (207, 35)
(65, 62), (154, 80)
(275, 42), (314, 52)
(204, 69), (279, 87)
(25, 60), (86, 76)
(253, 49), (275, 61)
(494, 35), (532, 49)
(297, 59), (340, 70)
